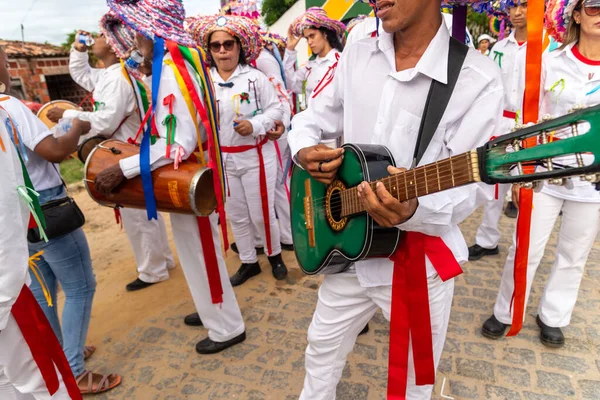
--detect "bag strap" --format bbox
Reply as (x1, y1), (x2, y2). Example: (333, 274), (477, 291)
(413, 37), (469, 166)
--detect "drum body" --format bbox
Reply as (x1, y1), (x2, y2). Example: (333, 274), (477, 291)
(78, 136), (105, 163)
(37, 100), (82, 129)
(84, 140), (217, 216)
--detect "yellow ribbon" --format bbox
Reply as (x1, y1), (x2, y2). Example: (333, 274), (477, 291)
(28, 251), (53, 307)
(163, 59), (206, 167)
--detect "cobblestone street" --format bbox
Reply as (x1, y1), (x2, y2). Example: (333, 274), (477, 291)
(72, 188), (600, 400)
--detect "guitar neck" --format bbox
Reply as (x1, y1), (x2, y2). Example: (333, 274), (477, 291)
(340, 150), (482, 218)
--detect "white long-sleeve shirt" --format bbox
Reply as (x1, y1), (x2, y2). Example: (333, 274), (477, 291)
(255, 49), (292, 128)
(283, 47), (341, 103)
(64, 49), (140, 142)
(490, 31), (527, 132)
(211, 64), (284, 170)
(538, 43), (600, 203)
(120, 53), (208, 178)
(289, 20), (503, 287)
(0, 108), (31, 331)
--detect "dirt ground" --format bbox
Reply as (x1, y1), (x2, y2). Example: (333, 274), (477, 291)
(58, 184), (600, 400)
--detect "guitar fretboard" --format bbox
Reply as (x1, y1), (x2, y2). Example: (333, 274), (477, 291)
(340, 151), (481, 217)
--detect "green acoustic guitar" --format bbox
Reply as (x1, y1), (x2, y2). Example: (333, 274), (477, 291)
(290, 105), (600, 275)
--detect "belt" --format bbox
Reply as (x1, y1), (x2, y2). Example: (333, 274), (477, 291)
(221, 136), (273, 255)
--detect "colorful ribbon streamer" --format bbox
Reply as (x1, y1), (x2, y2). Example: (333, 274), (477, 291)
(28, 251), (53, 307)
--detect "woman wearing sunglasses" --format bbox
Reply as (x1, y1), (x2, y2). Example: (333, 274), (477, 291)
(188, 15), (288, 287)
(482, 0), (600, 348)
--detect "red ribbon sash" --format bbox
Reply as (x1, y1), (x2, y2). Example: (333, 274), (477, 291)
(11, 285), (82, 400)
(196, 216), (224, 304)
(387, 232), (462, 399)
(221, 136), (273, 255)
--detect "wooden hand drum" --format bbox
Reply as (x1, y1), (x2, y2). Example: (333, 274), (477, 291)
(37, 100), (82, 129)
(84, 139), (217, 216)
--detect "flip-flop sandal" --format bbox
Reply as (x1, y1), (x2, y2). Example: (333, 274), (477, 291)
(83, 345), (96, 361)
(77, 370), (122, 394)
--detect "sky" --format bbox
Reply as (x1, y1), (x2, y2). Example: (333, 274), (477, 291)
(0, 0), (222, 46)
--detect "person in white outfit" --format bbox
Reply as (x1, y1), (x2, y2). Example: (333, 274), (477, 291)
(100, 0), (246, 355)
(288, 0), (503, 397)
(47, 14), (175, 292)
(187, 14), (288, 288)
(0, 106), (83, 400)
(482, 0), (600, 348)
(468, 2), (528, 261)
(477, 34), (495, 56)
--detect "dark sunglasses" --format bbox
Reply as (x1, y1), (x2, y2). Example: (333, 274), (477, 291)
(584, 6), (600, 16)
(209, 40), (236, 52)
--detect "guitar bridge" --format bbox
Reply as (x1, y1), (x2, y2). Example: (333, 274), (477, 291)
(304, 179), (316, 248)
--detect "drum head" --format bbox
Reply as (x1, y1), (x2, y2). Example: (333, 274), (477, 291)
(37, 100), (82, 129)
(77, 136), (105, 163)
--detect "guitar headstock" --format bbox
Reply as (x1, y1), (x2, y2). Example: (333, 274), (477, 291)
(479, 104), (600, 187)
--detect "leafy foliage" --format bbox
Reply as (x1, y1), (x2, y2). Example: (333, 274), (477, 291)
(62, 30), (99, 66)
(261, 0), (299, 26)
(467, 9), (491, 40)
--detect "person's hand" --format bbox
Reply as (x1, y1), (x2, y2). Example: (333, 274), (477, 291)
(356, 166), (419, 228)
(512, 184), (521, 209)
(233, 120), (254, 136)
(297, 144), (344, 185)
(47, 107), (66, 123)
(94, 165), (126, 195)
(74, 30), (91, 52)
(267, 120), (285, 141)
(72, 118), (91, 135)
(287, 26), (301, 51)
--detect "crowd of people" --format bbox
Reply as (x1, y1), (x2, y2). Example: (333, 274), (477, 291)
(0, 0), (598, 398)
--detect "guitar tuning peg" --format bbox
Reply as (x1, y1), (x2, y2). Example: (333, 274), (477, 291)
(569, 104), (586, 113)
(549, 178), (567, 186)
(581, 175), (596, 183)
(520, 182), (540, 190)
(539, 114), (553, 123)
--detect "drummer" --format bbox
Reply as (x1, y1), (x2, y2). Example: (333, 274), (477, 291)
(47, 14), (176, 293)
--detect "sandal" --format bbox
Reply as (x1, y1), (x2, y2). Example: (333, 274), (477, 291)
(77, 370), (122, 394)
(83, 345), (96, 361)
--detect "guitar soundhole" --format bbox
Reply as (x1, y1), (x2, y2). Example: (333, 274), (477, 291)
(326, 180), (348, 232)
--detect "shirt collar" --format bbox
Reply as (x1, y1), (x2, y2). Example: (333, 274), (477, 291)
(210, 64), (251, 84)
(315, 49), (339, 64)
(374, 18), (450, 84)
(106, 62), (122, 73)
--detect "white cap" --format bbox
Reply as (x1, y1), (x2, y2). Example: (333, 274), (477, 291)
(478, 34), (496, 44)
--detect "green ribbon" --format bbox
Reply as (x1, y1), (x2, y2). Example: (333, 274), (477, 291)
(17, 186), (48, 242)
(164, 114), (177, 149)
(493, 51), (504, 68)
(549, 79), (566, 104)
(93, 101), (105, 112)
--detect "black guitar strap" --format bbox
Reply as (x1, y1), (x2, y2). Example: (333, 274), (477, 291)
(413, 38), (469, 166)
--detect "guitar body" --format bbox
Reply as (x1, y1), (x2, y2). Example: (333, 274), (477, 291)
(290, 144), (402, 275)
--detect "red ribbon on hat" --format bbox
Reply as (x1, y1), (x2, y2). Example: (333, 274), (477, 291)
(387, 232), (462, 399)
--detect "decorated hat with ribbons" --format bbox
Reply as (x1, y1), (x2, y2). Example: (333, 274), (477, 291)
(291, 7), (347, 38)
(100, 12), (135, 59)
(107, 0), (195, 47)
(220, 0), (261, 20)
(545, 0), (589, 42)
(186, 14), (264, 64)
(261, 31), (287, 52)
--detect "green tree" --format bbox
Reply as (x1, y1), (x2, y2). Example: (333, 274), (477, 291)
(62, 30), (100, 66)
(261, 0), (298, 26)
(467, 9), (491, 41)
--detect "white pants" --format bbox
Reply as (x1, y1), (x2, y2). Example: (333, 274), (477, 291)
(225, 156), (281, 263)
(274, 139), (293, 246)
(121, 209), (175, 283)
(475, 183), (511, 249)
(300, 272), (454, 400)
(170, 213), (245, 342)
(0, 316), (71, 399)
(494, 191), (600, 327)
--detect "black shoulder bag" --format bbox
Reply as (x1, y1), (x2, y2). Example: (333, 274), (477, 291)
(413, 38), (469, 165)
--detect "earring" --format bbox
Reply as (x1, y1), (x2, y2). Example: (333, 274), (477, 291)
(0, 82), (5, 93)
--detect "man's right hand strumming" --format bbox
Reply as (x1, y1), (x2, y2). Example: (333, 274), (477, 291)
(297, 144), (344, 185)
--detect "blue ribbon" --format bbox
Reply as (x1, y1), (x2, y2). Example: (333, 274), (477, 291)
(270, 47), (287, 89)
(587, 84), (600, 97)
(5, 117), (28, 162)
(140, 37), (165, 220)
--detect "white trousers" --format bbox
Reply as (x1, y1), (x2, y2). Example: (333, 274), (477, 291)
(475, 183), (511, 249)
(225, 156), (281, 263)
(274, 139), (293, 246)
(120, 209), (175, 283)
(170, 213), (245, 342)
(494, 191), (600, 327)
(0, 315), (70, 400)
(300, 272), (454, 400)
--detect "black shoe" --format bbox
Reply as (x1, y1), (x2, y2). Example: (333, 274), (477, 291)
(126, 278), (156, 292)
(281, 243), (294, 252)
(536, 316), (565, 348)
(230, 242), (264, 255)
(359, 324), (369, 336)
(468, 244), (500, 261)
(230, 262), (261, 287)
(268, 254), (288, 280)
(184, 313), (203, 327)
(195, 331), (246, 354)
(482, 315), (510, 339)
(504, 201), (518, 219)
